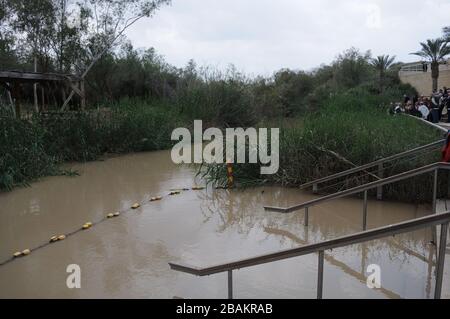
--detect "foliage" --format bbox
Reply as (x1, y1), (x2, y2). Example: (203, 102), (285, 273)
(0, 2), (441, 198)
(370, 55), (396, 93)
(411, 38), (450, 65)
(0, 100), (182, 190)
(200, 89), (443, 202)
(411, 38), (450, 90)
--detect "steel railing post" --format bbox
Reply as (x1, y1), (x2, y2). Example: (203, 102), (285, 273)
(432, 169), (438, 214)
(169, 210), (450, 299)
(447, 170), (450, 199)
(377, 163), (383, 200)
(228, 270), (233, 299)
(434, 222), (448, 299)
(432, 169), (438, 245)
(363, 190), (368, 231)
(313, 183), (318, 194)
(317, 250), (324, 299)
(305, 207), (309, 226)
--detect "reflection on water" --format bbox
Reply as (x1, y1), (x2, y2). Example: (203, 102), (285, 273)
(0, 150), (448, 298)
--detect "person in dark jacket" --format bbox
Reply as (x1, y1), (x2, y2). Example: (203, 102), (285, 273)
(447, 92), (450, 123)
(412, 94), (419, 106)
(403, 95), (410, 105)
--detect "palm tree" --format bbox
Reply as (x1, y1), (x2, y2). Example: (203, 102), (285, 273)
(370, 55), (396, 93)
(411, 38), (450, 91)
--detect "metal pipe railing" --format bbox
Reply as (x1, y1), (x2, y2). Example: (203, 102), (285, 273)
(300, 139), (444, 192)
(265, 162), (450, 217)
(169, 212), (450, 299)
(363, 190), (368, 231)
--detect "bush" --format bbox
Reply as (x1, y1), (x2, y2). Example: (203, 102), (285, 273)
(0, 99), (184, 191)
(176, 79), (257, 127)
(0, 109), (58, 190)
(200, 91), (444, 202)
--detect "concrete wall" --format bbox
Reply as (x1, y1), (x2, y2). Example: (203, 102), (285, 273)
(399, 61), (450, 96)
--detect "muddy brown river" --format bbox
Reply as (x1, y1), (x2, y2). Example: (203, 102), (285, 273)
(0, 150), (449, 298)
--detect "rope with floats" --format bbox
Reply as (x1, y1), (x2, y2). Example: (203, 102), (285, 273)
(0, 185), (207, 267)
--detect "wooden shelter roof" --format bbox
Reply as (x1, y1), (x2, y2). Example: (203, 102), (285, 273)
(0, 70), (81, 83)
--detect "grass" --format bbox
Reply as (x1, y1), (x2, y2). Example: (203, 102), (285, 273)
(0, 99), (183, 191)
(200, 90), (445, 202)
(1, 87), (445, 202)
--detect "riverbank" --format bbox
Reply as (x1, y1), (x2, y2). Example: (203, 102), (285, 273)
(0, 100), (183, 191)
(202, 90), (445, 202)
(1, 46), (428, 195)
(1, 90), (444, 203)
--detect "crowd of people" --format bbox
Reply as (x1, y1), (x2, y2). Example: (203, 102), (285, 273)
(391, 87), (450, 123)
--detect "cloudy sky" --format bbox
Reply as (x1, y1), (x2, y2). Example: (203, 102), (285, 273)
(126, 0), (450, 76)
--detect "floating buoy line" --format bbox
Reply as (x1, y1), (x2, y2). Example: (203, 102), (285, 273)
(0, 185), (210, 267)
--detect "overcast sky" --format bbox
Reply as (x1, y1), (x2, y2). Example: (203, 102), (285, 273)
(126, 0), (450, 76)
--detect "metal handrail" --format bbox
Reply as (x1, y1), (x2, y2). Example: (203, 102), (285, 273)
(265, 162), (450, 216)
(406, 114), (448, 134)
(300, 139), (445, 193)
(169, 212), (450, 299)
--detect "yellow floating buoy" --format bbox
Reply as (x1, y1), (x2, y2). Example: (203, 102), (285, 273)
(58, 235), (66, 241)
(113, 212), (120, 217)
(107, 213), (114, 218)
(86, 222), (93, 227)
(22, 249), (31, 255)
(192, 186), (205, 190)
(131, 203), (140, 209)
(150, 196), (162, 202)
(82, 223), (91, 230)
(13, 251), (22, 258)
(50, 235), (58, 242)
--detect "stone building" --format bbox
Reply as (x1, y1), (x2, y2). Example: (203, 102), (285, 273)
(399, 59), (450, 96)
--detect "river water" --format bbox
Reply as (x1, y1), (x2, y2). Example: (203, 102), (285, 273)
(0, 150), (448, 298)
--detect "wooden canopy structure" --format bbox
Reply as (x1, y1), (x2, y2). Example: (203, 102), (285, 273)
(0, 70), (85, 117)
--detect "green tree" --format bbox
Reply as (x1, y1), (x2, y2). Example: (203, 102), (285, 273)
(50, 0), (90, 74)
(9, 0), (55, 66)
(273, 69), (314, 116)
(332, 48), (372, 90)
(370, 55), (396, 93)
(61, 0), (171, 109)
(8, 0), (56, 112)
(411, 38), (450, 91)
(0, 1), (18, 69)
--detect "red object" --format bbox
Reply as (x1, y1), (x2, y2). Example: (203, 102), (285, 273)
(442, 144), (450, 162)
